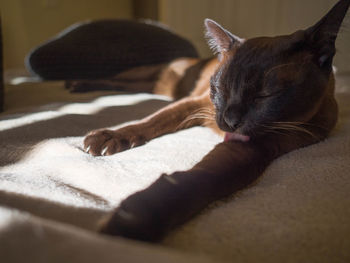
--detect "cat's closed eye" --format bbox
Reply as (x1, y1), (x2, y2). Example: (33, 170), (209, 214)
(254, 89), (284, 102)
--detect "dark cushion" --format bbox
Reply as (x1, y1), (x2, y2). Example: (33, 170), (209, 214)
(26, 20), (199, 80)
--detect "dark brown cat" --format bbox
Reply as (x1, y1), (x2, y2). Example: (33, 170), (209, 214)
(83, 0), (349, 241)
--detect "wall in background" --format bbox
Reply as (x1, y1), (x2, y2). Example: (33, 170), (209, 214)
(0, 0), (133, 71)
(133, 0), (158, 20)
(159, 0), (350, 73)
(1, 0), (349, 73)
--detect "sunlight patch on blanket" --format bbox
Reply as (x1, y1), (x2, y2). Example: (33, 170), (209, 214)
(57, 93), (171, 114)
(0, 127), (222, 210)
(0, 111), (66, 131)
(0, 93), (171, 132)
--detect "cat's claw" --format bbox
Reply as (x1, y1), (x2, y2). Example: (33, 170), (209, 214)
(84, 128), (146, 156)
(101, 146), (108, 156)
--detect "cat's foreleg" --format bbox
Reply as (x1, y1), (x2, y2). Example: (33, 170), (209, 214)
(99, 140), (271, 241)
(84, 94), (212, 156)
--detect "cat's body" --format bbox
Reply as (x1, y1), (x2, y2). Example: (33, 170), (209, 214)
(79, 0), (349, 241)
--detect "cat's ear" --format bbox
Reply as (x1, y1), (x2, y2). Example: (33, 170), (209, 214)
(305, 0), (350, 68)
(204, 19), (243, 57)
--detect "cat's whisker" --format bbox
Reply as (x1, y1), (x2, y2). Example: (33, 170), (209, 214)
(271, 121), (328, 131)
(191, 111), (216, 119)
(193, 107), (216, 114)
(176, 112), (215, 131)
(260, 124), (290, 136)
(263, 123), (318, 139)
(183, 115), (215, 122)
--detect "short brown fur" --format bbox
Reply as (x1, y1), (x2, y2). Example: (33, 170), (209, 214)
(81, 0), (349, 242)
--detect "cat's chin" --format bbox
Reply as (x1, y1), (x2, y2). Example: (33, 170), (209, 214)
(224, 132), (250, 143)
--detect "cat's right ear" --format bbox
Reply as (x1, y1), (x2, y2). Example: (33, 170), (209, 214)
(305, 0), (350, 68)
(205, 19), (243, 58)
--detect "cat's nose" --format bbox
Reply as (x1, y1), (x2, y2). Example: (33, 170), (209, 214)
(223, 115), (241, 130)
(223, 105), (243, 130)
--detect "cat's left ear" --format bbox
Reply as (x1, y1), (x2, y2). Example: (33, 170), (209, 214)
(305, 0), (350, 68)
(205, 19), (243, 58)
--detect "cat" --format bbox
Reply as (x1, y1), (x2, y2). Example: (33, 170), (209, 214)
(82, 0), (349, 241)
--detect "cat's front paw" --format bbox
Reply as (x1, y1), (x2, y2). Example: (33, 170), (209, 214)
(84, 128), (146, 156)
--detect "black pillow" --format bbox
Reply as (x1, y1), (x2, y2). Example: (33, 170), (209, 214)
(26, 20), (199, 80)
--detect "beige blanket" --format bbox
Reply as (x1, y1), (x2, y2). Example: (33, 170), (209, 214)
(0, 79), (349, 263)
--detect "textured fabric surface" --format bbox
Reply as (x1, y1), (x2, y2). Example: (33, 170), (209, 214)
(0, 79), (349, 263)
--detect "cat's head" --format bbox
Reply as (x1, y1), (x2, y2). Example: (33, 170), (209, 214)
(205, 0), (349, 142)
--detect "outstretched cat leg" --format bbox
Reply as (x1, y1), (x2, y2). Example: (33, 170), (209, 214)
(84, 93), (214, 156)
(98, 139), (270, 241)
(98, 124), (328, 241)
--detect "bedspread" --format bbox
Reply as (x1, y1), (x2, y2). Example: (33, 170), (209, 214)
(1, 80), (350, 263)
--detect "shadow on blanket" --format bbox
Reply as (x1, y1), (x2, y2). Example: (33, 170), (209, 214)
(0, 190), (104, 230)
(0, 98), (170, 166)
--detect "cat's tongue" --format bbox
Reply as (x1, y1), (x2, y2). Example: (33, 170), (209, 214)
(224, 132), (250, 142)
